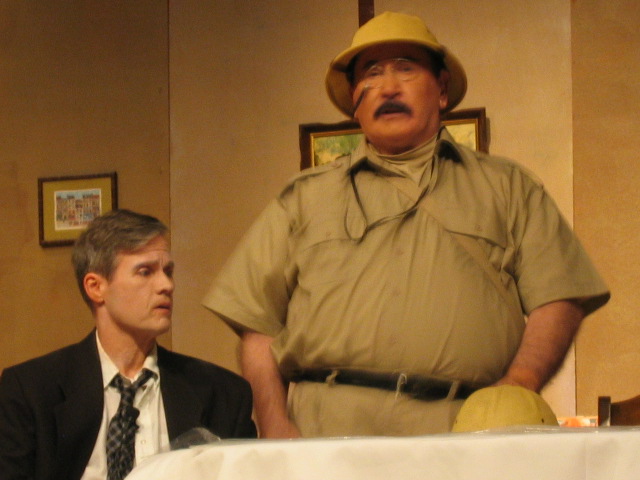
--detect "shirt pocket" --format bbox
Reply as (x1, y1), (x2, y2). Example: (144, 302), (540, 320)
(428, 203), (507, 249)
(292, 214), (363, 287)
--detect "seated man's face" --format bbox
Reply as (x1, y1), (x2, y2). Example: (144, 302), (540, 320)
(100, 235), (174, 340)
(351, 43), (449, 155)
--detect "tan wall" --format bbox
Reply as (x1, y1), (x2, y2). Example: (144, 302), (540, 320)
(572, 0), (640, 414)
(0, 1), (171, 371)
(168, 0), (359, 378)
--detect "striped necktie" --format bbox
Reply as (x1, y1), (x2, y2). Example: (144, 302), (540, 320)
(106, 369), (154, 480)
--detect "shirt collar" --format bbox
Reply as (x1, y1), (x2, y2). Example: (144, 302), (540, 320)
(348, 124), (465, 174)
(95, 331), (160, 388)
(434, 125), (466, 162)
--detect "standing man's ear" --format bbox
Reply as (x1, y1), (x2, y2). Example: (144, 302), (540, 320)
(83, 273), (106, 307)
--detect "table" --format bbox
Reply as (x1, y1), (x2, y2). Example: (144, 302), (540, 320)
(127, 426), (640, 480)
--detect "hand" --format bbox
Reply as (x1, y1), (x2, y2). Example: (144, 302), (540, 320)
(493, 374), (537, 392)
(240, 331), (303, 439)
(261, 419), (302, 439)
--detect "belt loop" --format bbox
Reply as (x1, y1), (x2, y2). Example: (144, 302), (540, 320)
(395, 373), (408, 399)
(325, 369), (339, 386)
(446, 380), (461, 401)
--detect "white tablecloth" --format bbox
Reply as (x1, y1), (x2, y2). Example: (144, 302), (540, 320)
(127, 427), (640, 480)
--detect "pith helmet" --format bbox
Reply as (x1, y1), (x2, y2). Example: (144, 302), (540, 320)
(325, 11), (467, 117)
(452, 385), (558, 432)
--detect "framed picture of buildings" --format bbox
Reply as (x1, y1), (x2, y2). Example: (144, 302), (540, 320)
(38, 172), (118, 247)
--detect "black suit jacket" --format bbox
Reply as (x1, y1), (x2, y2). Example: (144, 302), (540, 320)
(0, 332), (256, 480)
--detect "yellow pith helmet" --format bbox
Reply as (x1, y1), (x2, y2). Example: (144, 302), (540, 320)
(452, 385), (558, 433)
(325, 11), (467, 117)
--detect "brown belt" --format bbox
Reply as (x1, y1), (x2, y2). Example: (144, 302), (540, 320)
(290, 369), (482, 401)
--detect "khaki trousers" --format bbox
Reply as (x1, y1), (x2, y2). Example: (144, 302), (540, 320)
(289, 381), (465, 437)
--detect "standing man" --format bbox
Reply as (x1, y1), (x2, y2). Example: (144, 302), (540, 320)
(203, 12), (609, 438)
(0, 209), (256, 480)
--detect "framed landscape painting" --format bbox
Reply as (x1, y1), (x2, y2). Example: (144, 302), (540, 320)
(299, 108), (488, 169)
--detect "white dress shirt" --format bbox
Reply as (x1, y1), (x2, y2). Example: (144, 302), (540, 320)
(81, 333), (170, 480)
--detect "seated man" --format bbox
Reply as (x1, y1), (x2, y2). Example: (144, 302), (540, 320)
(0, 209), (256, 480)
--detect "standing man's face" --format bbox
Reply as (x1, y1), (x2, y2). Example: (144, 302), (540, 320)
(351, 43), (449, 155)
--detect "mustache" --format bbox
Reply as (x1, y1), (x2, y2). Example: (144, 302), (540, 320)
(374, 100), (412, 118)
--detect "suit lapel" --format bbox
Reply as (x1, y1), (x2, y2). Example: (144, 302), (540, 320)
(53, 332), (104, 479)
(158, 347), (205, 440)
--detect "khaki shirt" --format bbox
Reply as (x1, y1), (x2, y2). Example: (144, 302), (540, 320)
(203, 129), (609, 386)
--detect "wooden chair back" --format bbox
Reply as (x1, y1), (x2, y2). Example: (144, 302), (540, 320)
(598, 395), (640, 426)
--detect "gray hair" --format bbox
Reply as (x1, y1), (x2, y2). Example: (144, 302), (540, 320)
(72, 209), (168, 307)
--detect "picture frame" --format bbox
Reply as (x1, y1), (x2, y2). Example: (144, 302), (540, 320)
(441, 107), (488, 153)
(299, 107), (488, 169)
(299, 121), (363, 170)
(38, 172), (118, 247)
